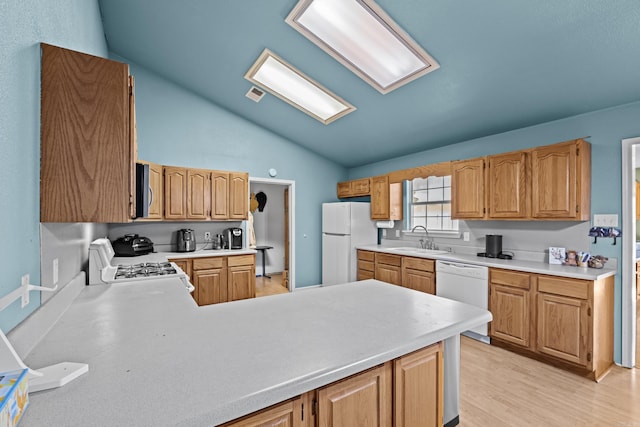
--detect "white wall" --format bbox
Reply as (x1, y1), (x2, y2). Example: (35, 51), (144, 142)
(250, 184), (286, 275)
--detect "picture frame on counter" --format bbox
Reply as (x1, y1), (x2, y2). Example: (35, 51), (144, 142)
(549, 247), (566, 264)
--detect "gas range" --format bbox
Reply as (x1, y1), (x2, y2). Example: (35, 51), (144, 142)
(89, 238), (193, 292)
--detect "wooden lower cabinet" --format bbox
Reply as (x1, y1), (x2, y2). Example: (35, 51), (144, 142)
(489, 268), (614, 381)
(357, 250), (375, 280)
(169, 254), (255, 306)
(489, 269), (531, 348)
(375, 253), (402, 286)
(221, 393), (313, 427)
(394, 343), (443, 427)
(401, 257), (435, 295)
(223, 342), (443, 427)
(318, 363), (392, 427)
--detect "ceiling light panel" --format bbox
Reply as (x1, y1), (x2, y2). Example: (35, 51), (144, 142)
(244, 49), (356, 124)
(286, 0), (440, 94)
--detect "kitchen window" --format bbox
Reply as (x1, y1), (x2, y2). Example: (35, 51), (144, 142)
(407, 176), (459, 233)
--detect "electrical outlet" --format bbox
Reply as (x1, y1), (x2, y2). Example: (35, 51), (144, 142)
(463, 232), (470, 242)
(395, 229), (400, 238)
(593, 214), (618, 227)
(382, 229), (387, 237)
(53, 258), (59, 285)
(204, 232), (211, 241)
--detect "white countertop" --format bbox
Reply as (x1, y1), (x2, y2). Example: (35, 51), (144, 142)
(22, 279), (490, 426)
(358, 245), (617, 281)
(112, 248), (257, 265)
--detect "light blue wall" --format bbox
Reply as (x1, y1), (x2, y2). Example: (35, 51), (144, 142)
(114, 56), (347, 286)
(0, 0), (107, 331)
(349, 101), (640, 363)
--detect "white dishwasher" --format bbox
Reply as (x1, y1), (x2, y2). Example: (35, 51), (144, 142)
(436, 260), (490, 343)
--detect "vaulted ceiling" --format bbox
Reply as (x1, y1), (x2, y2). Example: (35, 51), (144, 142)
(98, 0), (640, 167)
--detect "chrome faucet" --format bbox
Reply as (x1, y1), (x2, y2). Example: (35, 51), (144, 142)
(411, 225), (434, 249)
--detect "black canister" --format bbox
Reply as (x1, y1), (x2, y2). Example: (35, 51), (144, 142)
(485, 235), (502, 258)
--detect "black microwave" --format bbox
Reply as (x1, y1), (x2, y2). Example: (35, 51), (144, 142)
(135, 162), (150, 219)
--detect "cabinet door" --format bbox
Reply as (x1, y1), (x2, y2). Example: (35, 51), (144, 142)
(229, 172), (249, 220)
(221, 394), (310, 427)
(370, 175), (402, 220)
(376, 264), (402, 286)
(537, 292), (590, 366)
(147, 162), (164, 219)
(317, 363), (392, 427)
(40, 43), (134, 223)
(187, 169), (209, 219)
(402, 268), (435, 294)
(531, 142), (577, 218)
(451, 158), (485, 219)
(228, 265), (256, 301)
(337, 181), (352, 198)
(211, 171), (230, 220)
(488, 152), (528, 218)
(394, 343), (443, 427)
(164, 167), (187, 220)
(489, 283), (531, 347)
(195, 268), (227, 306)
(636, 181), (640, 220)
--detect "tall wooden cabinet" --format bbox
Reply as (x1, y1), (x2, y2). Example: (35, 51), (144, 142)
(40, 43), (136, 222)
(451, 158), (485, 219)
(487, 151), (528, 218)
(370, 175), (402, 220)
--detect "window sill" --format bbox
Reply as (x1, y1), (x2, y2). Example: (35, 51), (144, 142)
(402, 230), (461, 239)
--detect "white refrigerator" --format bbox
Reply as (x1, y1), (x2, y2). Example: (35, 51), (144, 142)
(322, 202), (378, 286)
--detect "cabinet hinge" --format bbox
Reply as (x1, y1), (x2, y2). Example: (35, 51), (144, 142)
(587, 307), (591, 316)
(301, 403), (304, 421)
(576, 205), (579, 213)
(587, 352), (592, 362)
(576, 148), (579, 156)
(312, 399), (318, 416)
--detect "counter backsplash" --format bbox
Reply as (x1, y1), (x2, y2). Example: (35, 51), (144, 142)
(380, 220), (618, 268)
(108, 221), (244, 253)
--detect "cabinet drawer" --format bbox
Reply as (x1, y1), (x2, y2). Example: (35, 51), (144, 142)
(359, 260), (374, 272)
(228, 254), (255, 267)
(403, 257), (434, 272)
(490, 269), (530, 290)
(358, 250), (375, 262)
(537, 275), (589, 300)
(192, 257), (224, 270)
(376, 253), (402, 267)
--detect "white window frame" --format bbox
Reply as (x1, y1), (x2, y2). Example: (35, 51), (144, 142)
(404, 176), (461, 238)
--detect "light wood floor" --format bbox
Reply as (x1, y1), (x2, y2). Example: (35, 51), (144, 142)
(459, 336), (640, 426)
(255, 273), (289, 298)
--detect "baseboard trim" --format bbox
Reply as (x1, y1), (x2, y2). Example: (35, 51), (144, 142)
(7, 272), (86, 359)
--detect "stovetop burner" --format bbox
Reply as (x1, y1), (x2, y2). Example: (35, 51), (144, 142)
(114, 262), (177, 280)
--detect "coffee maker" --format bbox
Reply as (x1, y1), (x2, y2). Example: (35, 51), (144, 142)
(223, 227), (243, 249)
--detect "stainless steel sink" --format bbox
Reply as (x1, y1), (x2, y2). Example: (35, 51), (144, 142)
(385, 247), (449, 255)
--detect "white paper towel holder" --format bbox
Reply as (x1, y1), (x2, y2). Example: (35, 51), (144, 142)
(376, 220), (395, 228)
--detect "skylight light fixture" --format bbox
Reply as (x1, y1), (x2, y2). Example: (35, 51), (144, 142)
(244, 49), (356, 125)
(286, 0), (440, 94)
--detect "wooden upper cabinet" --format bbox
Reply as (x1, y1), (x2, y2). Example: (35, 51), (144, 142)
(187, 169), (210, 219)
(530, 139), (590, 220)
(371, 175), (402, 220)
(451, 158), (486, 219)
(163, 167), (188, 220)
(229, 172), (249, 220)
(147, 162), (164, 219)
(337, 178), (371, 198)
(211, 171), (230, 220)
(40, 43), (135, 222)
(487, 151), (528, 218)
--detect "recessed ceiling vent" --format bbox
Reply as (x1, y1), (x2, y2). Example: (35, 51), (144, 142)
(246, 86), (265, 102)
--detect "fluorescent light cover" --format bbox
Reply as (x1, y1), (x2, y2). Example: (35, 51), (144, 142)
(244, 49), (355, 124)
(286, 0), (440, 94)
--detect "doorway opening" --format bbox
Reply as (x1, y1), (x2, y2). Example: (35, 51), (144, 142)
(249, 177), (295, 296)
(621, 137), (640, 368)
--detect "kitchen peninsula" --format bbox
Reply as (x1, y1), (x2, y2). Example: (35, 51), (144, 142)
(21, 279), (490, 426)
